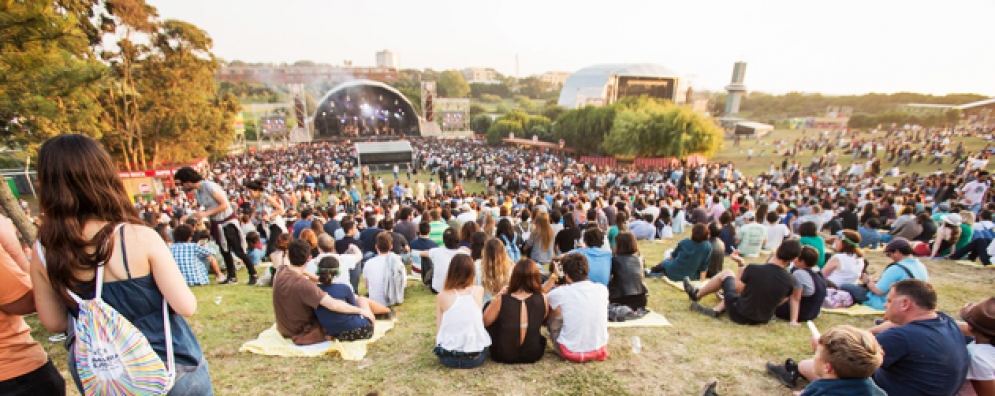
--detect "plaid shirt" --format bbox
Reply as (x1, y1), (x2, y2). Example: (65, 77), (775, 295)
(170, 242), (213, 286)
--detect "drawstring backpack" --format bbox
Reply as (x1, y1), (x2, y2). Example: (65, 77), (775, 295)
(37, 224), (174, 396)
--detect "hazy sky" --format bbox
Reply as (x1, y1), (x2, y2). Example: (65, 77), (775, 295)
(154, 0), (995, 96)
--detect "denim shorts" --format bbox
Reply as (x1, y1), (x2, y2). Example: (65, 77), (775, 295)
(434, 347), (488, 369)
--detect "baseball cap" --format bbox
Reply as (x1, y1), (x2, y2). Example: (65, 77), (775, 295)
(884, 237), (911, 252)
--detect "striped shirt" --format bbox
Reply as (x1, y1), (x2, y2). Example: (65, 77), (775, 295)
(170, 242), (213, 286)
(429, 220), (449, 246)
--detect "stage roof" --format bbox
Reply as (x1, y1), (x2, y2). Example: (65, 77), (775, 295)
(558, 63), (682, 109)
(355, 140), (413, 154)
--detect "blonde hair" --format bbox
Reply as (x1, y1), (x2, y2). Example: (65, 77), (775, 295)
(818, 325), (884, 379)
(482, 212), (496, 236)
(481, 238), (513, 295)
(533, 212), (554, 250)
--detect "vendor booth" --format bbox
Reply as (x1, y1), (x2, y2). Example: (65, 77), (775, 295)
(118, 158), (209, 202)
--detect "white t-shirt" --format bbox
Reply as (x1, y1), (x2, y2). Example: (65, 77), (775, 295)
(306, 252), (361, 289)
(959, 341), (995, 396)
(962, 180), (990, 206)
(736, 223), (767, 257)
(362, 255), (389, 306)
(765, 223), (791, 251)
(429, 247), (470, 292)
(547, 281), (609, 353)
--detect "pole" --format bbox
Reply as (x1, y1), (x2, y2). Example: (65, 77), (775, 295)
(24, 156), (35, 197)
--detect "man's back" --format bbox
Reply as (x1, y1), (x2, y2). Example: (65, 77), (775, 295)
(358, 227), (382, 254)
(292, 219), (312, 239)
(362, 255), (388, 306)
(395, 220), (417, 242)
(737, 223), (767, 256)
(272, 267), (325, 338)
(573, 247), (612, 286)
(547, 281), (609, 353)
(737, 264), (796, 323)
(323, 220), (341, 240)
(872, 312), (969, 396)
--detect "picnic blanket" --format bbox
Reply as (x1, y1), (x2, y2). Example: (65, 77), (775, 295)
(822, 305), (885, 316)
(239, 320), (395, 360)
(661, 278), (703, 292)
(953, 260), (991, 269)
(608, 312), (671, 328)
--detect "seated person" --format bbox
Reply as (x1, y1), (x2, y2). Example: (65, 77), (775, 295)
(787, 280), (969, 396)
(483, 258), (549, 364)
(569, 228), (612, 287)
(314, 257), (377, 341)
(775, 246), (827, 325)
(363, 232), (407, 307)
(647, 224), (712, 281)
(245, 231), (266, 267)
(409, 221), (440, 282)
(682, 240), (800, 325)
(839, 238), (927, 311)
(272, 240), (375, 345)
(627, 214), (657, 240)
(434, 255), (491, 369)
(169, 224), (223, 285)
(542, 253), (609, 362)
(307, 234), (362, 287)
(958, 297), (995, 396)
(735, 212), (767, 257)
(797, 222), (826, 268)
(822, 230), (866, 288)
(767, 325), (886, 395)
(857, 218), (882, 249)
(607, 232), (648, 311)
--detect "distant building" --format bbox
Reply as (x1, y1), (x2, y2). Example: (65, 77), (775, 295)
(215, 64), (398, 85)
(376, 50), (399, 69)
(899, 98), (995, 122)
(462, 68), (501, 84)
(724, 62), (747, 116)
(557, 63), (689, 109)
(539, 71), (571, 87)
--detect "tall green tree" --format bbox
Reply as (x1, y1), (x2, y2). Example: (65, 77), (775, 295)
(552, 105), (616, 155)
(437, 70), (470, 98)
(602, 101), (723, 158)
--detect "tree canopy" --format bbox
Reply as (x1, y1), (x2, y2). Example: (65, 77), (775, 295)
(437, 70), (470, 98)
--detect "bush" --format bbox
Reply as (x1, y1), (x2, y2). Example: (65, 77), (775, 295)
(486, 120), (523, 146)
(471, 114), (493, 136)
(480, 94), (501, 103)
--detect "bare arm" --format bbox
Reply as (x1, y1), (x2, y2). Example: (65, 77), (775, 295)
(435, 292), (445, 331)
(822, 256), (841, 278)
(0, 216), (29, 272)
(482, 289), (504, 327)
(970, 380), (995, 396)
(319, 294), (374, 323)
(30, 250), (68, 333)
(266, 195), (285, 218)
(0, 290), (35, 316)
(788, 288), (803, 326)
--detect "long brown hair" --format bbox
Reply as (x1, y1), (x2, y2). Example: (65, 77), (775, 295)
(533, 212), (554, 250)
(444, 254), (475, 290)
(482, 238), (513, 294)
(507, 258), (542, 294)
(37, 135), (144, 298)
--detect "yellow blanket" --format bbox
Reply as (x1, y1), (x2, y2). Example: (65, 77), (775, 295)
(607, 312), (671, 328)
(661, 278), (703, 292)
(954, 260), (991, 269)
(822, 305), (884, 316)
(239, 320), (395, 360)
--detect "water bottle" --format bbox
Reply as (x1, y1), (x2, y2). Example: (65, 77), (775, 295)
(630, 336), (642, 354)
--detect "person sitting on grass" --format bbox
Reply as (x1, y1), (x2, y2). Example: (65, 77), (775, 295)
(314, 256), (378, 341)
(774, 246), (827, 326)
(646, 224), (712, 282)
(608, 232), (648, 311)
(767, 325), (887, 395)
(682, 240), (800, 325)
(797, 221), (826, 268)
(272, 240), (375, 345)
(839, 237), (928, 311)
(768, 279), (968, 396)
(363, 232), (407, 307)
(483, 258), (549, 364)
(434, 254), (491, 369)
(169, 224), (224, 285)
(957, 297), (995, 396)
(735, 211), (767, 258)
(542, 253), (609, 362)
(569, 227), (612, 287)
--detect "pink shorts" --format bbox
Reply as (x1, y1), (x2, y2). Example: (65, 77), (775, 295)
(557, 343), (609, 363)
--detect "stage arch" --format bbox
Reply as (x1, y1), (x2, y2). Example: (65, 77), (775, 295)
(312, 80), (420, 138)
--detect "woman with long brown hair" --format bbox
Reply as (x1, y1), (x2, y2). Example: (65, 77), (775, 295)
(483, 258), (549, 364)
(30, 135), (212, 394)
(526, 211), (556, 266)
(434, 255), (491, 368)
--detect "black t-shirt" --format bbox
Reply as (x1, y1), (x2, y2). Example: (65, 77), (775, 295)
(839, 211), (859, 231)
(335, 236), (362, 255)
(554, 227), (580, 253)
(735, 263), (797, 323)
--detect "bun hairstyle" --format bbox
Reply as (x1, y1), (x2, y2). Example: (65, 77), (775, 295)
(245, 179), (265, 191)
(317, 256), (340, 285)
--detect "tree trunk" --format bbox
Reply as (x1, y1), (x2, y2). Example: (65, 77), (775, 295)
(0, 180), (36, 242)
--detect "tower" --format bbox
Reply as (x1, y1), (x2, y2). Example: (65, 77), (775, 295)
(724, 62), (747, 116)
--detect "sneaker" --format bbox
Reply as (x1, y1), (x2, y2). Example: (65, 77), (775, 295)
(690, 302), (719, 318)
(765, 359), (799, 388)
(247, 276), (258, 286)
(215, 275), (226, 283)
(874, 318), (885, 326)
(222, 278), (238, 285)
(375, 307), (397, 321)
(683, 277), (700, 302)
(699, 378), (719, 396)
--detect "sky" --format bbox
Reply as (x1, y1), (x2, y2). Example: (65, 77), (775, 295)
(154, 0), (995, 96)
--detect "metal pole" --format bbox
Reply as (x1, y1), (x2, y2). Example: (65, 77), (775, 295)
(24, 156), (36, 197)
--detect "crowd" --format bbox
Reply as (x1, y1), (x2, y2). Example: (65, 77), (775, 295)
(3, 123), (995, 395)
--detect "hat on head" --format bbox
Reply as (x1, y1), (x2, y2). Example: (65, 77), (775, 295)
(673, 201), (682, 209)
(942, 213), (962, 227)
(938, 202), (951, 212)
(884, 237), (911, 252)
(460, 203), (472, 211)
(960, 298), (995, 338)
(742, 211), (755, 220)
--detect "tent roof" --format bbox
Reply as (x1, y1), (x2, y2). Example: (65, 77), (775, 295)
(354, 141), (413, 154)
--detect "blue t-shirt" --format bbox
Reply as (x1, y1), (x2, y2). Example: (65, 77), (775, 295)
(800, 377), (885, 396)
(858, 226), (882, 249)
(872, 312), (969, 396)
(292, 219), (312, 239)
(864, 258), (928, 310)
(570, 247), (612, 287)
(315, 284), (370, 336)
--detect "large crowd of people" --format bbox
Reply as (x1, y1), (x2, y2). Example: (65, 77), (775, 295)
(4, 123), (995, 395)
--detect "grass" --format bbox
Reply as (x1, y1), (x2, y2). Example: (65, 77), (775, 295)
(23, 131), (995, 395)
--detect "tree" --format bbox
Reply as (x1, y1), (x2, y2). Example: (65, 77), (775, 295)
(469, 103), (486, 118)
(553, 105), (616, 155)
(602, 101), (724, 158)
(495, 103), (510, 114)
(437, 70), (470, 98)
(514, 95), (536, 113)
(541, 105), (566, 122)
(471, 114), (492, 135)
(945, 108), (962, 124)
(486, 120), (522, 146)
